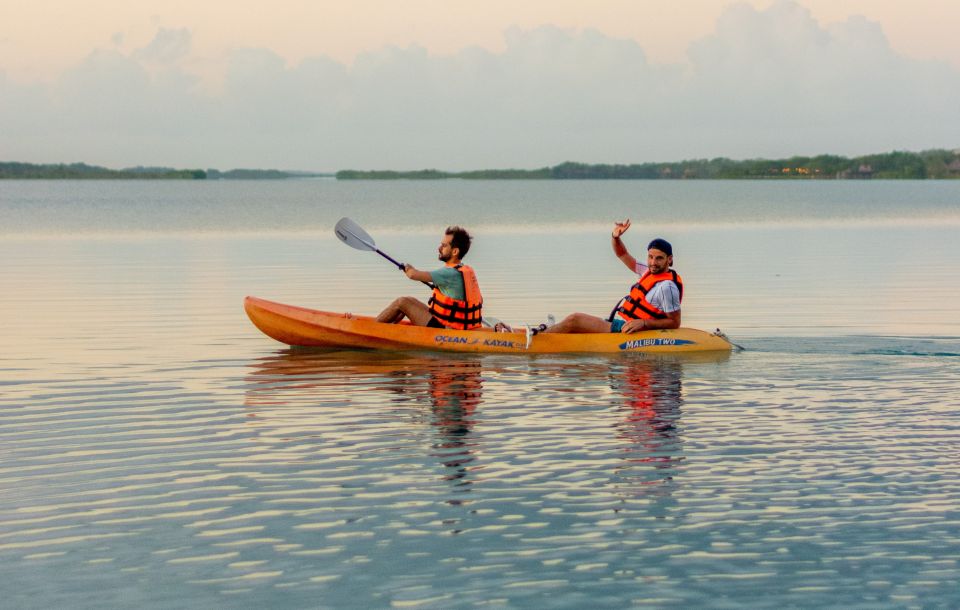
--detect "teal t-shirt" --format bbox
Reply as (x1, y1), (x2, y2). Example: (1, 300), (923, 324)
(430, 266), (465, 300)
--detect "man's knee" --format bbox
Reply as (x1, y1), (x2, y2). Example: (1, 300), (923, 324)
(560, 312), (606, 332)
(564, 312), (594, 327)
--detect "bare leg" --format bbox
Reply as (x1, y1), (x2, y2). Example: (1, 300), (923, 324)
(376, 296), (435, 326)
(542, 312), (611, 334)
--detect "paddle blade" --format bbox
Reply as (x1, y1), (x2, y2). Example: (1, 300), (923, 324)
(335, 217), (376, 251)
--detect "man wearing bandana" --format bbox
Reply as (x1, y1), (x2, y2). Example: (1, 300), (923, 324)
(543, 220), (682, 334)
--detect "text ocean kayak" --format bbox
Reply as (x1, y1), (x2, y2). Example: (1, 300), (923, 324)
(244, 296), (734, 354)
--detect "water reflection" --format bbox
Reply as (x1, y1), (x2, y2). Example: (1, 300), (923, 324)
(244, 350), (485, 494)
(609, 356), (685, 499)
(243, 350), (729, 507)
(421, 358), (483, 492)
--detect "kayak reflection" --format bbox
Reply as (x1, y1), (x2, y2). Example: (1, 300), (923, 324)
(244, 349), (485, 494)
(243, 349), (730, 508)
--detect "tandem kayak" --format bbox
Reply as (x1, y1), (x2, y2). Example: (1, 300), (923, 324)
(244, 296), (735, 354)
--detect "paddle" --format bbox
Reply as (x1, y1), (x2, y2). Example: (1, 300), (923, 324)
(335, 217), (405, 268)
(334, 217), (434, 288)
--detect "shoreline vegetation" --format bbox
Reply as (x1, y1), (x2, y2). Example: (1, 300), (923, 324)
(0, 162), (332, 180)
(3, 149), (959, 180)
(337, 149), (960, 180)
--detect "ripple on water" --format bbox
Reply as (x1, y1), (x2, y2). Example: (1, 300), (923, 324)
(2, 266), (960, 606)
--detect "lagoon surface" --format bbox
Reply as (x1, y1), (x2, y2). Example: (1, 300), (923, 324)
(2, 180), (960, 608)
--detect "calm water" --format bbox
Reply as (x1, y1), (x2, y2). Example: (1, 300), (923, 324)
(2, 180), (960, 608)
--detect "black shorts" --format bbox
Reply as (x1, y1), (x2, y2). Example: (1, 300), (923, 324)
(426, 317), (445, 329)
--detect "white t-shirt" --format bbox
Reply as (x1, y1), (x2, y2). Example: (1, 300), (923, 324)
(633, 263), (681, 313)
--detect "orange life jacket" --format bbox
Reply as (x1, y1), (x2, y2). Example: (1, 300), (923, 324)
(428, 263), (483, 330)
(617, 269), (683, 321)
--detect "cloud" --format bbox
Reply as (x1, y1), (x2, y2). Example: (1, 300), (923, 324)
(1, 1), (958, 169)
(134, 27), (192, 64)
(679, 1), (960, 154)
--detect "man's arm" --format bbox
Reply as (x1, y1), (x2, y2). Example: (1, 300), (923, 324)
(622, 310), (681, 333)
(612, 219), (637, 271)
(403, 264), (433, 284)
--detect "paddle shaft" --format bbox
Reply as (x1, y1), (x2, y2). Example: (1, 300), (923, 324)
(373, 248), (435, 289)
(374, 248), (404, 270)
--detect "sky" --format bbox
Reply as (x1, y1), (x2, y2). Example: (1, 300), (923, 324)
(1, 0), (959, 171)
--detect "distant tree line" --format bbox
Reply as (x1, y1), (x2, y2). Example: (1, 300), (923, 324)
(6, 150), (959, 180)
(336, 149), (960, 180)
(0, 162), (206, 180)
(0, 162), (333, 180)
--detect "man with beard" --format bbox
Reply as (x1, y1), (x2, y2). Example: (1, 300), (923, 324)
(376, 226), (484, 330)
(542, 220), (682, 334)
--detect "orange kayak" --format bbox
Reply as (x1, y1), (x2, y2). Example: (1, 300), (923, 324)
(244, 296), (734, 354)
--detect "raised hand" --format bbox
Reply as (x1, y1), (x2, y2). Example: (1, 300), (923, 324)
(612, 219), (632, 238)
